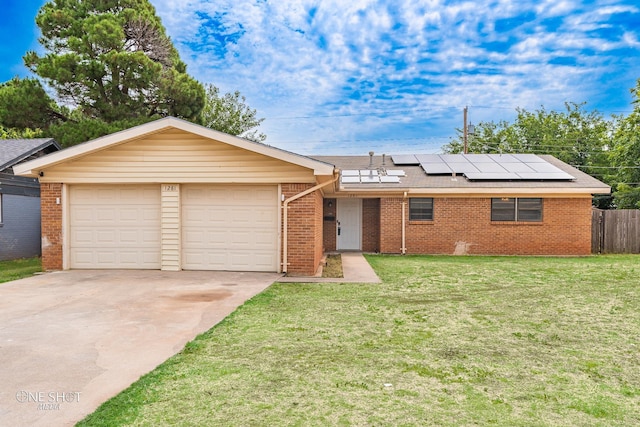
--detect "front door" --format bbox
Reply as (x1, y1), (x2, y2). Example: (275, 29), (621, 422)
(337, 198), (362, 250)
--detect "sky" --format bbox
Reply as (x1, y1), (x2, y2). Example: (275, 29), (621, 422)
(2, 0), (640, 155)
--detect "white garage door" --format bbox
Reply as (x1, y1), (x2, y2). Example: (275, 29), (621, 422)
(69, 185), (161, 269)
(182, 185), (278, 271)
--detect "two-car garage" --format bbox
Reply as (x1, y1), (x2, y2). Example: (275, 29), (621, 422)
(68, 184), (279, 271)
(14, 117), (335, 274)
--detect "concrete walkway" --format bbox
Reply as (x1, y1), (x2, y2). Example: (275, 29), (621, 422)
(278, 252), (381, 283)
(0, 270), (280, 427)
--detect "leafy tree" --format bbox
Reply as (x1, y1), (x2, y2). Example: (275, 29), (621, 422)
(610, 79), (640, 208)
(443, 103), (611, 173)
(199, 84), (266, 142)
(442, 102), (614, 207)
(0, 125), (43, 139)
(47, 116), (158, 147)
(0, 77), (68, 130)
(23, 0), (205, 122)
(1, 1), (266, 147)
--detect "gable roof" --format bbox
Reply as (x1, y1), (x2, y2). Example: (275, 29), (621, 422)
(313, 154), (611, 196)
(0, 138), (61, 172)
(14, 117), (335, 177)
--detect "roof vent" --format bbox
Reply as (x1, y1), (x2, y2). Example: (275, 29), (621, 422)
(368, 151), (374, 168)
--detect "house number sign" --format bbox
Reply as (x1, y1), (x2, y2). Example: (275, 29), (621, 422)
(163, 185), (178, 192)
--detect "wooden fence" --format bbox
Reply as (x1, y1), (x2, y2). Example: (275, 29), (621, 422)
(592, 209), (640, 254)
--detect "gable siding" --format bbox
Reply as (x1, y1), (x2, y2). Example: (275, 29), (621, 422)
(40, 129), (316, 184)
(0, 194), (42, 261)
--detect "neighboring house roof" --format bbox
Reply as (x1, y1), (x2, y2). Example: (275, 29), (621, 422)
(313, 154), (611, 196)
(14, 117), (335, 178)
(0, 138), (61, 173)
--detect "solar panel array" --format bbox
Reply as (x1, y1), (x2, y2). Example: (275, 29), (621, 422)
(391, 154), (575, 181)
(340, 169), (406, 184)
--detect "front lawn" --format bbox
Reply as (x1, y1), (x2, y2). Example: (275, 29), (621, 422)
(79, 255), (640, 426)
(0, 257), (42, 284)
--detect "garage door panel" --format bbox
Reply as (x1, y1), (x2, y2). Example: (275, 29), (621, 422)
(182, 185), (278, 272)
(70, 185), (161, 269)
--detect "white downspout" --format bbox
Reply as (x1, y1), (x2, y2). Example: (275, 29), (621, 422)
(401, 191), (407, 255)
(282, 171), (339, 274)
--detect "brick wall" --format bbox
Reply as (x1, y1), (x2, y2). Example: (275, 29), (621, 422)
(362, 198), (380, 252)
(380, 197), (404, 253)
(40, 183), (63, 270)
(282, 184), (323, 275)
(380, 196), (593, 255)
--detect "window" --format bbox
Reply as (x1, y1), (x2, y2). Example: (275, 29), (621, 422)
(409, 198), (433, 221)
(491, 198), (542, 222)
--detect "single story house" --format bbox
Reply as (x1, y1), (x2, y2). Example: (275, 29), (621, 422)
(14, 117), (610, 275)
(0, 138), (61, 261)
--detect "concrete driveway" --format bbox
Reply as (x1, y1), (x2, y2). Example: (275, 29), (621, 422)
(0, 269), (280, 427)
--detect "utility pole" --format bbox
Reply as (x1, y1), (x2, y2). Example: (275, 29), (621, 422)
(463, 106), (468, 154)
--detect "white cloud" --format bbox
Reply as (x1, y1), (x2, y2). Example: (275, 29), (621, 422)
(150, 0), (640, 153)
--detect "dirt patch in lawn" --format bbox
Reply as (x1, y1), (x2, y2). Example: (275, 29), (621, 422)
(322, 254), (343, 278)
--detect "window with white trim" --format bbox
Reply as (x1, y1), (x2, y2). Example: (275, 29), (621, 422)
(491, 197), (542, 222)
(409, 198), (434, 221)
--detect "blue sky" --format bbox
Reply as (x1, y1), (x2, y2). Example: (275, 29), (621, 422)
(2, 0), (640, 155)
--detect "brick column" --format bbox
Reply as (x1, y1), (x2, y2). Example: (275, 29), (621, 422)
(40, 183), (63, 270)
(282, 184), (323, 275)
(379, 197), (403, 254)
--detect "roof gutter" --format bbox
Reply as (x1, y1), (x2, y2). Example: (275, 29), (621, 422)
(282, 171), (340, 274)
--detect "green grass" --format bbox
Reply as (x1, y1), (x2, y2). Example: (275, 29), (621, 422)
(0, 257), (42, 284)
(78, 255), (640, 426)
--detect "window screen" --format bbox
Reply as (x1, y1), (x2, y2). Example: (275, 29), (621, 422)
(492, 198), (542, 222)
(517, 198), (543, 221)
(409, 198), (433, 221)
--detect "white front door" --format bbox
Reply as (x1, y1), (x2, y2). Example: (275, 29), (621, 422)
(337, 198), (362, 250)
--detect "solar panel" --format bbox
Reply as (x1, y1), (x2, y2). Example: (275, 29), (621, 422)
(516, 172), (575, 180)
(391, 155), (419, 165)
(342, 170), (360, 176)
(386, 170), (406, 176)
(464, 154), (494, 162)
(380, 176), (401, 183)
(415, 154), (574, 181)
(360, 169), (378, 175)
(465, 172), (521, 180)
(421, 163), (452, 174)
(490, 154), (519, 163)
(527, 162), (564, 173)
(360, 175), (380, 183)
(448, 163), (480, 174)
(440, 154), (470, 162)
(474, 162), (508, 173)
(512, 154), (546, 163)
(415, 154), (444, 163)
(501, 162), (536, 173)
(341, 176), (360, 183)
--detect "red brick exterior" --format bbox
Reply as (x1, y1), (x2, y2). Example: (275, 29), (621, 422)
(324, 196), (593, 256)
(40, 183), (63, 270)
(282, 184), (324, 275)
(385, 197), (593, 255)
(362, 198), (380, 252)
(379, 197), (404, 253)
